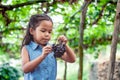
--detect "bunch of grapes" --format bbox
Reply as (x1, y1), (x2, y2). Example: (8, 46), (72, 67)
(52, 42), (66, 58)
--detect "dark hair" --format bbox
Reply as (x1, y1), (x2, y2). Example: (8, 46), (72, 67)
(21, 14), (53, 48)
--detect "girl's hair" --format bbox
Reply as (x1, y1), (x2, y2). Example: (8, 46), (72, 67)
(21, 14), (53, 48)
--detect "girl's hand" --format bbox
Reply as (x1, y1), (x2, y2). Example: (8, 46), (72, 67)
(42, 45), (52, 57)
(58, 35), (68, 44)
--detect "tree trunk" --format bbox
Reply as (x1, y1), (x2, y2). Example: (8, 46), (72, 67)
(78, 0), (91, 80)
(107, 0), (120, 80)
(63, 61), (67, 80)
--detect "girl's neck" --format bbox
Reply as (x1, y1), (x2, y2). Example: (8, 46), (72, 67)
(32, 40), (47, 47)
(41, 44), (47, 47)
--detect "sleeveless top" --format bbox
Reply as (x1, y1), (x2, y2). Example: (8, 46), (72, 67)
(24, 41), (57, 80)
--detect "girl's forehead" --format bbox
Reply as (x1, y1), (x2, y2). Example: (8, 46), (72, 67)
(40, 20), (52, 24)
(37, 20), (53, 29)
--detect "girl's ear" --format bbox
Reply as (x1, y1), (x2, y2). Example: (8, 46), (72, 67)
(29, 28), (34, 35)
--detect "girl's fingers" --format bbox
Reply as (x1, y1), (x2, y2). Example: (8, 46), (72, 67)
(43, 46), (52, 53)
(58, 35), (68, 44)
(44, 45), (52, 49)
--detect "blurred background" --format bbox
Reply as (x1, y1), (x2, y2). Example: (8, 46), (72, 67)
(0, 0), (119, 80)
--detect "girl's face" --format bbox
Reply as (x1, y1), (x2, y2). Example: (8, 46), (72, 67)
(30, 20), (53, 46)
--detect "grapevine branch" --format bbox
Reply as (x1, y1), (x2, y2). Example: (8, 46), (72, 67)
(0, 0), (47, 26)
(0, 0), (47, 11)
(91, 1), (117, 25)
(91, 2), (108, 25)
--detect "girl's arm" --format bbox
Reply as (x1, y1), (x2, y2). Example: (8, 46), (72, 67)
(61, 44), (76, 63)
(21, 45), (51, 73)
(57, 35), (76, 63)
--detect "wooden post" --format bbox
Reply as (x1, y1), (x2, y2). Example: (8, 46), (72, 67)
(107, 0), (120, 80)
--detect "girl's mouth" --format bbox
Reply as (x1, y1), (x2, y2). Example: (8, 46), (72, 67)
(43, 39), (49, 42)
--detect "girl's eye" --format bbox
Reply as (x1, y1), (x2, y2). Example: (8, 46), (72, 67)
(40, 30), (46, 32)
(49, 31), (52, 34)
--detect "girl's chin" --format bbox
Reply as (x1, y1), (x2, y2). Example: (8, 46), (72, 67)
(41, 42), (48, 46)
(42, 43), (47, 46)
(38, 41), (48, 46)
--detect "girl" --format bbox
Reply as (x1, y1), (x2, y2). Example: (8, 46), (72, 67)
(21, 14), (76, 80)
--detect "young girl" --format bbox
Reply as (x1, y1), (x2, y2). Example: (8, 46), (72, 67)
(21, 14), (76, 80)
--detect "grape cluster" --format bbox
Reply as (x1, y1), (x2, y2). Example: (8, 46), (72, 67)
(52, 43), (66, 58)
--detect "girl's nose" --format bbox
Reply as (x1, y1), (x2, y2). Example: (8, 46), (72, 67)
(45, 32), (49, 36)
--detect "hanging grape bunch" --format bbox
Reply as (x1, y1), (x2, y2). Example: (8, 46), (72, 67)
(52, 40), (66, 58)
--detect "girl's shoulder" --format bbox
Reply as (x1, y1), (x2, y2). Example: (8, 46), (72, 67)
(21, 45), (28, 53)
